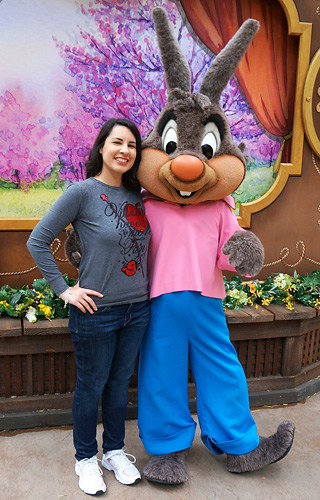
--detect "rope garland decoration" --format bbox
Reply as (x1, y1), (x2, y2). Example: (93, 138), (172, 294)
(0, 238), (68, 277)
(263, 152), (320, 268)
(263, 240), (320, 268)
(1, 237), (319, 277)
(312, 150), (320, 176)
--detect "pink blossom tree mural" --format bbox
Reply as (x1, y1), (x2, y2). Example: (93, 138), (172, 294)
(0, 89), (57, 189)
(0, 0), (280, 218)
(52, 0), (214, 184)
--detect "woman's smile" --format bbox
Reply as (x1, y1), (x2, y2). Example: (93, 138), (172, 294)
(96, 125), (137, 186)
(115, 156), (130, 164)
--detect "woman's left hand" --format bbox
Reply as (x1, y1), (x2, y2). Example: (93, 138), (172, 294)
(60, 282), (103, 314)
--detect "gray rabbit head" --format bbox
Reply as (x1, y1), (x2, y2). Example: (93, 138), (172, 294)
(137, 7), (259, 204)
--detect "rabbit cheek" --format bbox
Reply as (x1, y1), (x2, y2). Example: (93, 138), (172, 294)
(203, 155), (245, 200)
(138, 147), (172, 197)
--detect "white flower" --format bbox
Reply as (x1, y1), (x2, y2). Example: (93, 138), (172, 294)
(273, 274), (287, 289)
(26, 307), (37, 323)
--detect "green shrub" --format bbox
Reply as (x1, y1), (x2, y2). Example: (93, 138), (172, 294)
(0, 275), (77, 322)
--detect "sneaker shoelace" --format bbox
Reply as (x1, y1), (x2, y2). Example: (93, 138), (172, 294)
(102, 450), (137, 467)
(79, 457), (104, 476)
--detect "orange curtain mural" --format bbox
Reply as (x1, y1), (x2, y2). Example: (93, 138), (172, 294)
(179, 0), (298, 163)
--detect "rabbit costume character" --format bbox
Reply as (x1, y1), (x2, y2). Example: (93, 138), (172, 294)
(64, 7), (295, 485)
(136, 8), (294, 484)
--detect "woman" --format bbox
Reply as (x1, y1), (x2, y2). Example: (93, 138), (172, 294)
(27, 118), (151, 496)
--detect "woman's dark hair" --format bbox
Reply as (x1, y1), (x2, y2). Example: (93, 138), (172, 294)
(85, 118), (142, 191)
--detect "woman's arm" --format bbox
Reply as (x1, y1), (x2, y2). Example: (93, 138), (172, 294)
(27, 184), (102, 313)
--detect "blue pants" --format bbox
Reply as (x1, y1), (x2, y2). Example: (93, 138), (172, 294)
(138, 292), (259, 455)
(69, 300), (149, 461)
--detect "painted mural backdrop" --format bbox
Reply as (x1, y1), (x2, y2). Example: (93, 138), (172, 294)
(0, 0), (280, 218)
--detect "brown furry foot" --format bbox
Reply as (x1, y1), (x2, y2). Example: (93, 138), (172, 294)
(143, 449), (189, 484)
(226, 420), (295, 473)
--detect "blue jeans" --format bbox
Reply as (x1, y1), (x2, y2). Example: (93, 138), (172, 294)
(69, 300), (149, 461)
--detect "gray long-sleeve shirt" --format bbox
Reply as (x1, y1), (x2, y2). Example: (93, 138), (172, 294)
(27, 178), (151, 307)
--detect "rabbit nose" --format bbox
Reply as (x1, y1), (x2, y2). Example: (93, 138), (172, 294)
(171, 155), (204, 181)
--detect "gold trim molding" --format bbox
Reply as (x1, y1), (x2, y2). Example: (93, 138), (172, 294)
(302, 48), (320, 158)
(0, 218), (40, 231)
(238, 0), (312, 228)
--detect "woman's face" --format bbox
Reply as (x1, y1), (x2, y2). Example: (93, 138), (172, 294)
(98, 125), (137, 186)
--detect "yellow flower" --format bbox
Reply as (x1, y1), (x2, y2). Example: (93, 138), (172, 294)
(39, 302), (53, 318)
(0, 300), (9, 308)
(256, 290), (262, 297)
(314, 298), (320, 306)
(261, 298), (271, 306)
(286, 302), (294, 311)
(283, 294), (294, 304)
(37, 293), (45, 299)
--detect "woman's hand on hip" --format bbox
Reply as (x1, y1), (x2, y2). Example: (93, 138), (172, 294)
(60, 283), (103, 314)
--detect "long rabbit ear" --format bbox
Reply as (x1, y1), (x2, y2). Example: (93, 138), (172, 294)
(152, 7), (191, 92)
(200, 19), (260, 103)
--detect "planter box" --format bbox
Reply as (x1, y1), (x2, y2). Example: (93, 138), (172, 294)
(1, 303), (320, 430)
(225, 303), (320, 404)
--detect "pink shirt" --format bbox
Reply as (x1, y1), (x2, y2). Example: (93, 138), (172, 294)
(143, 192), (243, 300)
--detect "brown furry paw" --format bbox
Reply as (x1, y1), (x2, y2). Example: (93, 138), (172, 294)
(64, 227), (82, 269)
(143, 449), (189, 484)
(222, 230), (264, 277)
(226, 420), (295, 473)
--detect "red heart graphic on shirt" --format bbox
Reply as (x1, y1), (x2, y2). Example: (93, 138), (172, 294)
(122, 260), (137, 276)
(124, 204), (148, 232)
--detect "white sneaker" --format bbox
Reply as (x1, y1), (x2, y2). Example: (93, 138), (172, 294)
(101, 449), (141, 485)
(75, 455), (106, 496)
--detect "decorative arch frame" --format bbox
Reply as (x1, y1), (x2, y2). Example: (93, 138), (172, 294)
(302, 47), (320, 159)
(238, 0), (312, 227)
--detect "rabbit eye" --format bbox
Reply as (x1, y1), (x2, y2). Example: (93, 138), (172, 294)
(201, 133), (217, 159)
(201, 123), (221, 160)
(162, 119), (178, 155)
(165, 140), (177, 155)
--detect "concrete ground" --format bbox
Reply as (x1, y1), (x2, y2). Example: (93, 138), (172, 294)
(1, 392), (319, 500)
